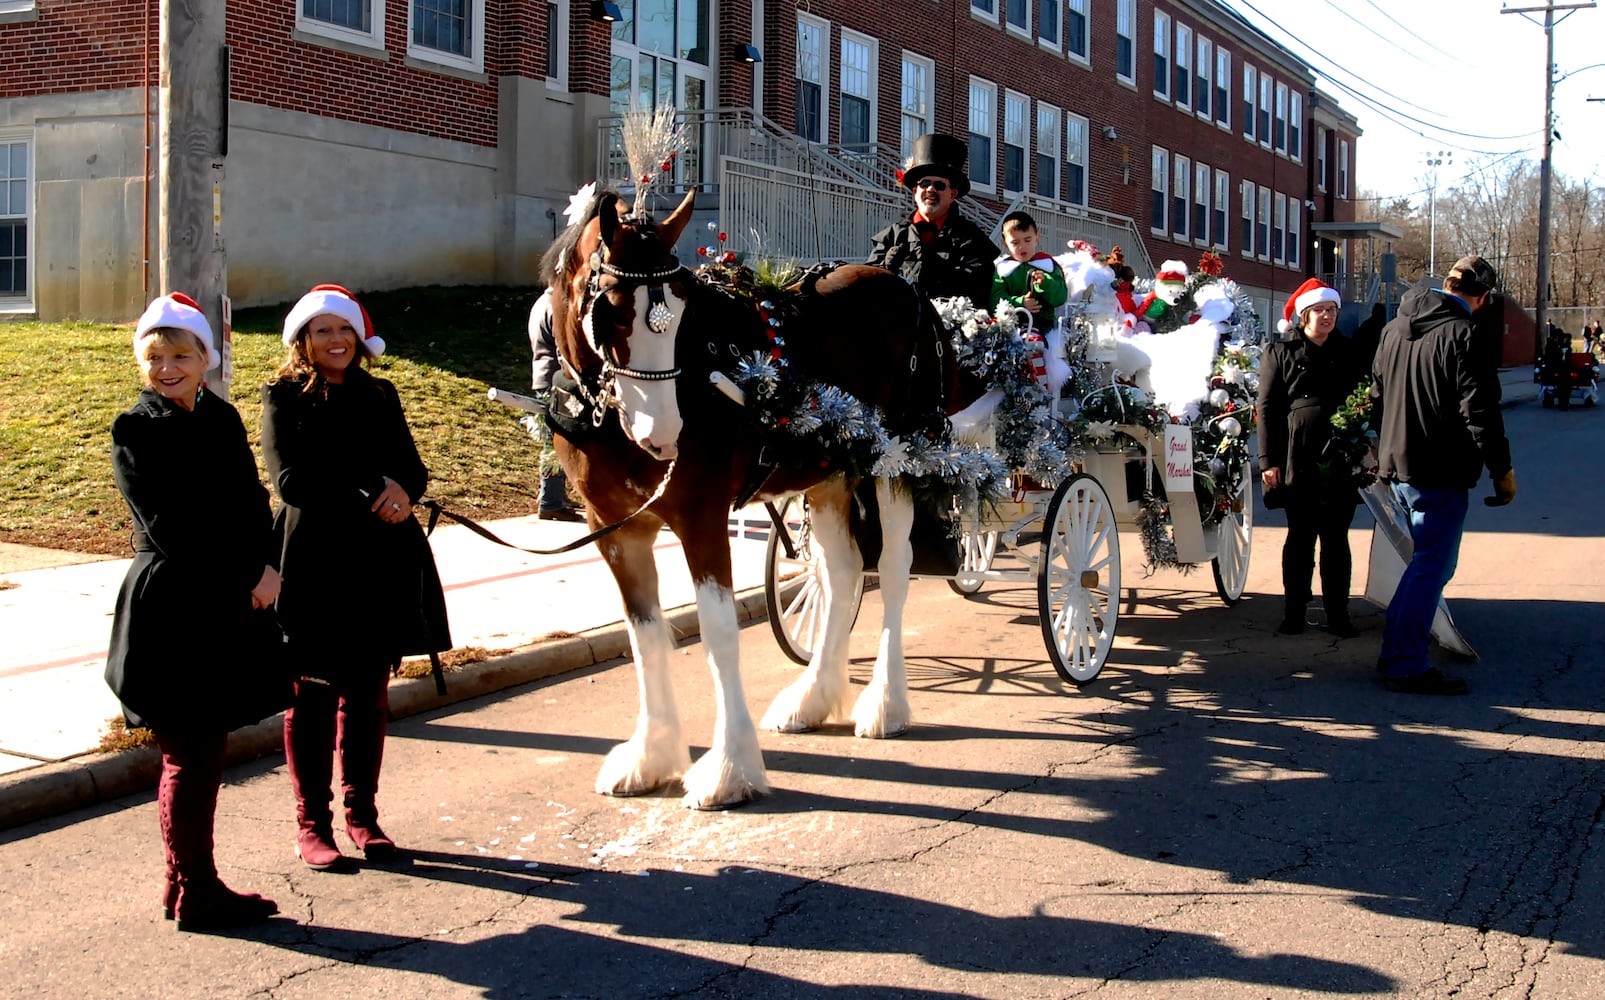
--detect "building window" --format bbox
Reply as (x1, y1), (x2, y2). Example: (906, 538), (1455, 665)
(1288, 195), (1301, 268)
(409, 0), (482, 70)
(1339, 139), (1350, 198)
(1289, 92), (1303, 162)
(795, 16), (827, 143)
(1039, 0), (1059, 48)
(1193, 161), (1209, 245)
(545, 1), (568, 87)
(1006, 0), (1029, 35)
(1215, 48), (1230, 127)
(1153, 11), (1171, 100)
(969, 77), (997, 192)
(1258, 185), (1271, 260)
(1195, 36), (1212, 120)
(1174, 23), (1191, 110)
(1173, 153), (1190, 240)
(1066, 0), (1088, 61)
(0, 134), (29, 303)
(1152, 146), (1169, 234)
(1274, 82), (1288, 154)
(900, 53), (934, 159)
(1213, 169), (1229, 250)
(840, 32), (876, 153)
(1116, 0), (1135, 83)
(1272, 192), (1286, 263)
(1036, 104), (1062, 200)
(972, 0), (994, 18)
(1258, 74), (1272, 149)
(1004, 90), (1029, 194)
(301, 0), (383, 49)
(1240, 179), (1254, 258)
(1242, 64), (1256, 142)
(1316, 126), (1328, 191)
(1065, 112), (1088, 205)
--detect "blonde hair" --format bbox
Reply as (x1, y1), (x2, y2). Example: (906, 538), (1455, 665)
(135, 327), (211, 387)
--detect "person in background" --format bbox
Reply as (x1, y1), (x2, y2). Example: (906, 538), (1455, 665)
(1370, 255), (1515, 695)
(1584, 319), (1601, 355)
(1257, 278), (1364, 639)
(990, 210), (1068, 332)
(867, 132), (999, 309)
(263, 285), (451, 870)
(528, 287), (584, 521)
(1352, 302), (1387, 373)
(106, 293), (287, 931)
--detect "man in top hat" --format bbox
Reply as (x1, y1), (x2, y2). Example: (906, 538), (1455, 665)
(1369, 254), (1515, 695)
(868, 133), (1000, 308)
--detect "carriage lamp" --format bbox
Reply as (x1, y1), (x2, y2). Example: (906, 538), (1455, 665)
(592, 0), (623, 21)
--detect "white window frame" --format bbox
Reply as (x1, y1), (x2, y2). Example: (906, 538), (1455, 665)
(297, 0), (386, 51)
(1038, 0), (1060, 52)
(1240, 179), (1255, 259)
(795, 14), (831, 145)
(1195, 36), (1212, 121)
(1194, 161), (1210, 248)
(1242, 63), (1256, 142)
(1153, 11), (1171, 101)
(968, 76), (998, 195)
(1065, 111), (1089, 205)
(1003, 89), (1030, 196)
(1316, 126), (1329, 192)
(1115, 0), (1136, 86)
(1174, 23), (1192, 112)
(1258, 74), (1273, 150)
(545, 0), (568, 89)
(0, 0), (39, 14)
(899, 52), (935, 160)
(1288, 194), (1302, 269)
(1339, 139), (1350, 199)
(407, 0), (484, 74)
(1066, 0), (1090, 64)
(1258, 185), (1272, 261)
(1005, 0), (1030, 40)
(1289, 92), (1303, 163)
(1213, 169), (1229, 251)
(0, 129), (33, 310)
(1215, 47), (1230, 129)
(1036, 102), (1062, 201)
(1151, 145), (1169, 235)
(839, 30), (878, 152)
(972, 0), (997, 25)
(1173, 152), (1190, 240)
(1274, 81), (1288, 155)
(1273, 191), (1286, 264)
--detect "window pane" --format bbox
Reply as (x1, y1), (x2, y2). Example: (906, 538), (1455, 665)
(796, 22), (821, 84)
(1039, 0), (1057, 44)
(1035, 154), (1055, 197)
(5, 142), (22, 180)
(843, 95), (870, 148)
(796, 82), (821, 141)
(636, 0), (673, 53)
(969, 135), (992, 185)
(414, 0), (469, 56)
(1005, 147), (1024, 191)
(1007, 0), (1027, 30)
(305, 0), (370, 31)
(0, 221), (23, 295)
(610, 0), (633, 42)
(677, 0), (708, 62)
(841, 38), (870, 98)
(1068, 8), (1086, 55)
(7, 179), (22, 216)
(1066, 163), (1084, 205)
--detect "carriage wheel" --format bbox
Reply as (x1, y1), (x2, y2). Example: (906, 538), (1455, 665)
(1037, 473), (1121, 686)
(947, 518), (1000, 596)
(764, 494), (865, 665)
(1211, 457), (1254, 606)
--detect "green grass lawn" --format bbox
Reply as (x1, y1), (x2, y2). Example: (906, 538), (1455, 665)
(0, 285), (548, 555)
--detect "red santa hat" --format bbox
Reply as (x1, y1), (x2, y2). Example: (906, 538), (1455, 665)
(1154, 260), (1189, 285)
(282, 284), (385, 358)
(1279, 278), (1342, 334)
(133, 292), (220, 370)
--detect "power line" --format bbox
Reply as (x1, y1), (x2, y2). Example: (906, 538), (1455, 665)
(1359, 0), (1473, 68)
(1316, 0), (1434, 68)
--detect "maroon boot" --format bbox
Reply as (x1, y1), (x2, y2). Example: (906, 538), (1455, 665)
(339, 668), (397, 862)
(284, 681), (343, 870)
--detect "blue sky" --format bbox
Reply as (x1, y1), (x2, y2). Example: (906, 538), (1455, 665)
(1223, 0), (1605, 212)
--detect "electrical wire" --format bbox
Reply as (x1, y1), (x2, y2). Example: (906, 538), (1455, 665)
(1316, 0), (1433, 68)
(1359, 0), (1473, 69)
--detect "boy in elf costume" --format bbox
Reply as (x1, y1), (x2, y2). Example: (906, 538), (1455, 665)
(990, 211), (1068, 332)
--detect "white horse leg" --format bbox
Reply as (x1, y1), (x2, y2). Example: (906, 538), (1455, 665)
(594, 530), (691, 796)
(852, 477), (913, 738)
(680, 579), (769, 809)
(761, 480), (861, 732)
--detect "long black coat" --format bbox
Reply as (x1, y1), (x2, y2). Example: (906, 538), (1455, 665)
(867, 209), (999, 309)
(1257, 331), (1363, 499)
(104, 389), (288, 731)
(261, 372), (450, 677)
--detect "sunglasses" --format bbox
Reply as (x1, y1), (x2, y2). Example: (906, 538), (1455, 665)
(914, 178), (950, 191)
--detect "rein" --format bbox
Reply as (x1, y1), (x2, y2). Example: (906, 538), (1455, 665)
(563, 252), (688, 423)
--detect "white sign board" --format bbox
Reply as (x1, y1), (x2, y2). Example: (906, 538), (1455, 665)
(1163, 424), (1193, 493)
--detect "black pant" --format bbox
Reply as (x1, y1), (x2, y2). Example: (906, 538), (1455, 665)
(1282, 494), (1357, 617)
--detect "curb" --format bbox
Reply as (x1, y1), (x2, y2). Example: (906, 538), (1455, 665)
(0, 585), (773, 834)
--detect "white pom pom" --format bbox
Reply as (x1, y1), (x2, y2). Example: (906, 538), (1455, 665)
(1276, 318), (1292, 334)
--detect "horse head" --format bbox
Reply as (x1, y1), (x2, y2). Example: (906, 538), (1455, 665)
(559, 188), (697, 461)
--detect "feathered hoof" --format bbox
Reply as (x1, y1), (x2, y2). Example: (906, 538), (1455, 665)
(851, 686), (910, 739)
(761, 675), (848, 733)
(680, 749), (769, 810)
(594, 739), (688, 797)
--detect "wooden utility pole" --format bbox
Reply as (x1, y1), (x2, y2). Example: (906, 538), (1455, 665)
(159, 1), (229, 397)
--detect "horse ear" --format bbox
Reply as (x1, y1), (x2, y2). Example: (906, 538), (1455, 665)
(660, 188), (697, 248)
(597, 191), (621, 249)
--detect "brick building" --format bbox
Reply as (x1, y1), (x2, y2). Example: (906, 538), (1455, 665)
(0, 0), (1363, 323)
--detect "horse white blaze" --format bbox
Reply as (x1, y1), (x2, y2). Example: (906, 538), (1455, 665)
(615, 285), (686, 459)
(681, 579), (768, 809)
(594, 610), (690, 796)
(852, 477), (914, 738)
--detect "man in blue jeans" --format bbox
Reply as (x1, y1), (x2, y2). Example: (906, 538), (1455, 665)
(1370, 255), (1516, 694)
(528, 288), (585, 522)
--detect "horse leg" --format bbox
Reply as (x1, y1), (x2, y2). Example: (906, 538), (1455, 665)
(593, 521), (692, 796)
(678, 517), (769, 810)
(761, 477), (861, 732)
(852, 477), (914, 738)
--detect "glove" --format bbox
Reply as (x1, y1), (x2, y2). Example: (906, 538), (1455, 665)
(1484, 468), (1516, 507)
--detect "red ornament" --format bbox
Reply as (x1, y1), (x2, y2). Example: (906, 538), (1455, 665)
(717, 232), (727, 242)
(778, 416), (790, 426)
(696, 247), (708, 257)
(661, 160), (671, 171)
(771, 348), (783, 360)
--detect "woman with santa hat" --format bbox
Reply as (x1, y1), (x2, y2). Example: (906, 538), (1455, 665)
(1256, 278), (1365, 638)
(106, 293), (288, 930)
(262, 285), (450, 871)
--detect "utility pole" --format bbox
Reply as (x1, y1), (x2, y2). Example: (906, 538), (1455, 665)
(1502, 1), (1595, 358)
(1424, 150), (1452, 278)
(159, 1), (230, 398)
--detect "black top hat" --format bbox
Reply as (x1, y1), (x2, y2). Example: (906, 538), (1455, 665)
(902, 133), (971, 197)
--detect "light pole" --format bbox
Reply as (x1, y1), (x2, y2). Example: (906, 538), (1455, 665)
(1424, 150), (1452, 278)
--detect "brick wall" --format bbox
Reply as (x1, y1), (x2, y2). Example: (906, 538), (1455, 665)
(0, 0), (148, 99)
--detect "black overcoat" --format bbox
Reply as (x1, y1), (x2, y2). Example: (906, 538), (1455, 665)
(867, 210), (1000, 309)
(104, 389), (289, 731)
(1256, 331), (1363, 498)
(261, 372), (450, 677)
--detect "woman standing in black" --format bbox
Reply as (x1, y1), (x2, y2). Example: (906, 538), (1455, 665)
(106, 293), (287, 930)
(1258, 279), (1364, 637)
(262, 285), (449, 871)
